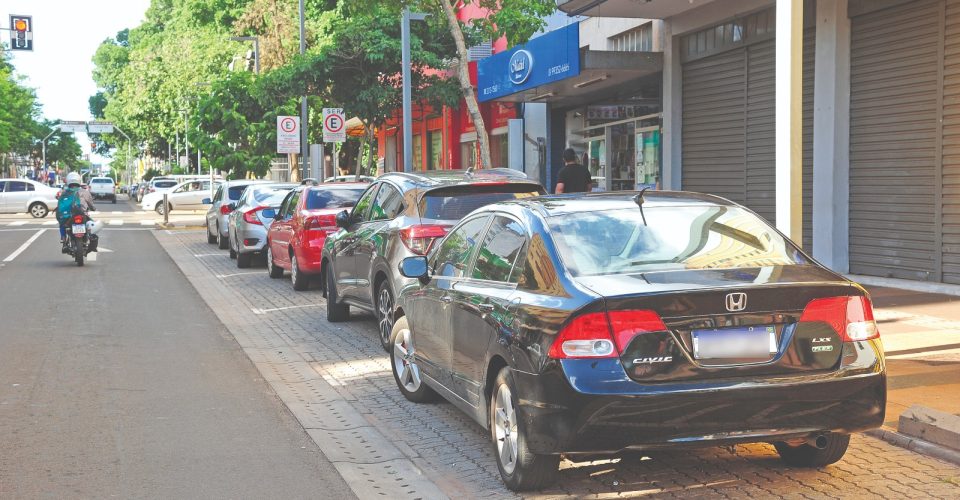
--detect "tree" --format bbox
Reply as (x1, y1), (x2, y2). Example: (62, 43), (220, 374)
(0, 48), (43, 176)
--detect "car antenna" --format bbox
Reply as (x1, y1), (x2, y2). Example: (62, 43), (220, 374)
(633, 188), (649, 226)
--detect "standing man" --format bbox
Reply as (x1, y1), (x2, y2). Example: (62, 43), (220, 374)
(555, 148), (593, 194)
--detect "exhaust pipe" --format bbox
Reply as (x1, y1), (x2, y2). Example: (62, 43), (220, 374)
(806, 434), (828, 450)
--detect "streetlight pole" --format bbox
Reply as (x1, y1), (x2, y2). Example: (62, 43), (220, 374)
(229, 36), (260, 74)
(299, 0), (309, 180)
(401, 8), (428, 173)
(42, 128), (58, 171)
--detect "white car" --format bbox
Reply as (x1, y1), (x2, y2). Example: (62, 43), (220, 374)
(0, 178), (59, 218)
(88, 177), (117, 203)
(142, 179), (221, 215)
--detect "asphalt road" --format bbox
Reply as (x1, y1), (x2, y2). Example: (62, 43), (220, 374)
(0, 227), (355, 498)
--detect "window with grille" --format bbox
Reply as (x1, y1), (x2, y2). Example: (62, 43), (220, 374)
(608, 23), (653, 52)
(680, 7), (776, 62)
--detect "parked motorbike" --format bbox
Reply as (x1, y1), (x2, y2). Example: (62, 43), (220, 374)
(64, 210), (102, 266)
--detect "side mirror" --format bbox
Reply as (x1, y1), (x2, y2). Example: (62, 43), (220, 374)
(201, 198), (211, 205)
(261, 208), (277, 220)
(399, 256), (430, 282)
(335, 209), (351, 228)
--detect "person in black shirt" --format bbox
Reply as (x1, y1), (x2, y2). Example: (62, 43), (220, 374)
(555, 148), (593, 194)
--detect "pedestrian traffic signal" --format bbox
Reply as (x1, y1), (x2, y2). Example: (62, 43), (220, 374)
(9, 15), (33, 51)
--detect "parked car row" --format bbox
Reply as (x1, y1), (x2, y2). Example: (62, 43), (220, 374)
(197, 171), (887, 492)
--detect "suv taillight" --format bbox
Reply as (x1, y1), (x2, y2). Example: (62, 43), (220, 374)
(548, 310), (668, 359)
(799, 295), (879, 342)
(399, 224), (448, 255)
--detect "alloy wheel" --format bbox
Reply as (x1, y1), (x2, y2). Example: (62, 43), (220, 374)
(392, 327), (421, 393)
(30, 203), (47, 218)
(377, 286), (394, 349)
(493, 384), (519, 475)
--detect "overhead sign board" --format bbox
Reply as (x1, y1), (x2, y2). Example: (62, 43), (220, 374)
(323, 108), (346, 143)
(58, 121), (87, 133)
(87, 121), (114, 134)
(477, 23), (581, 102)
(277, 116), (301, 154)
(9, 15), (33, 51)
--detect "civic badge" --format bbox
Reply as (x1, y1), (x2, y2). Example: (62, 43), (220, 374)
(725, 292), (747, 312)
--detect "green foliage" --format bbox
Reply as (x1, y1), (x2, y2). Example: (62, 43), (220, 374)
(142, 167), (162, 181)
(0, 49), (42, 159)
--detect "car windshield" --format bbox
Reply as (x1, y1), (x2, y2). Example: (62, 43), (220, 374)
(305, 187), (365, 209)
(252, 186), (294, 204)
(419, 184), (542, 220)
(547, 205), (810, 276)
(154, 181), (177, 188)
(91, 179), (112, 184)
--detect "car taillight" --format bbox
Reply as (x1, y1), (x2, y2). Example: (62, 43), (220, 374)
(243, 207), (265, 225)
(304, 214), (337, 231)
(799, 295), (879, 342)
(399, 224), (449, 255)
(220, 204), (233, 215)
(72, 215), (84, 224)
(547, 309), (668, 359)
(149, 187), (155, 193)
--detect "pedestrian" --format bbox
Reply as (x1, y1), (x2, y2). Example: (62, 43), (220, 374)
(555, 147), (593, 194)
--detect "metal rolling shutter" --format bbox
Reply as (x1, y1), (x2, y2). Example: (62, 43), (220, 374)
(682, 49), (747, 203)
(745, 39), (776, 223)
(849, 0), (940, 280)
(802, 26), (815, 252)
(943, 0), (960, 283)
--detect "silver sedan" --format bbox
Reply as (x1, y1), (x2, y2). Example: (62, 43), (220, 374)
(226, 183), (297, 268)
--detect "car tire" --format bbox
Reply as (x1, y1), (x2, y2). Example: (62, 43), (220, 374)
(228, 230), (237, 259)
(111, 196), (117, 204)
(291, 252), (310, 291)
(774, 434), (850, 468)
(266, 245), (284, 278)
(155, 201), (166, 216)
(206, 223), (217, 244)
(217, 228), (229, 250)
(29, 202), (48, 218)
(390, 316), (439, 403)
(325, 265), (350, 322)
(375, 282), (396, 352)
(490, 367), (559, 492)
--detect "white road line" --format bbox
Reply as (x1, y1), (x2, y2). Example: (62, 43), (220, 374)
(140, 220), (154, 226)
(87, 252), (97, 262)
(42, 221), (57, 226)
(109, 220), (123, 226)
(251, 304), (318, 315)
(9, 221), (27, 226)
(3, 229), (46, 262)
(111, 211), (122, 214)
(214, 272), (262, 278)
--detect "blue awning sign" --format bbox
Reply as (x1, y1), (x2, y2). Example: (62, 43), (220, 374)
(478, 23), (581, 102)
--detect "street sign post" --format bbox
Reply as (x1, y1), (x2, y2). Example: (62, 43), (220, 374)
(9, 15), (33, 51)
(277, 116), (300, 154)
(87, 121), (114, 134)
(58, 121), (87, 134)
(322, 108), (346, 143)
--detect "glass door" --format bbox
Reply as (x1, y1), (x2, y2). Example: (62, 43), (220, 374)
(586, 128), (606, 191)
(635, 127), (661, 190)
(610, 121), (636, 192)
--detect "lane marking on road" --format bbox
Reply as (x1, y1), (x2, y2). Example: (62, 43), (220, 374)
(214, 271), (262, 279)
(88, 252), (97, 262)
(9, 221), (27, 226)
(251, 304), (319, 315)
(3, 229), (46, 262)
(140, 220), (154, 226)
(193, 253), (225, 257)
(98, 247), (114, 253)
(42, 221), (57, 226)
(109, 220), (123, 226)
(111, 211), (122, 214)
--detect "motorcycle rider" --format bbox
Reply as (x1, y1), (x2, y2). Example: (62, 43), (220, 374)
(56, 172), (98, 252)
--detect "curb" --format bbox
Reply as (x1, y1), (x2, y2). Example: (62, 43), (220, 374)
(866, 427), (960, 466)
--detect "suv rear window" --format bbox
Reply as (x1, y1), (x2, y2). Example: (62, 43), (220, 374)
(306, 187), (366, 209)
(228, 185), (252, 200)
(91, 178), (113, 184)
(419, 184), (543, 220)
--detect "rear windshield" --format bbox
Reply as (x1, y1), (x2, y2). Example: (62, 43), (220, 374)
(154, 180), (177, 188)
(91, 178), (113, 184)
(419, 184), (543, 220)
(306, 187), (365, 209)
(228, 185), (253, 200)
(251, 186), (294, 204)
(548, 206), (810, 276)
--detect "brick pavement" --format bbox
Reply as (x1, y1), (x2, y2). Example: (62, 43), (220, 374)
(158, 229), (960, 499)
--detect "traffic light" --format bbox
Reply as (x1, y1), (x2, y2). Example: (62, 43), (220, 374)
(9, 15), (33, 51)
(91, 142), (97, 153)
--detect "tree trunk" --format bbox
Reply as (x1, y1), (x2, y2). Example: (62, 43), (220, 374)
(438, 0), (492, 170)
(362, 122), (377, 180)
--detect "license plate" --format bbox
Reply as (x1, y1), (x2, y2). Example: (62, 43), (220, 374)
(692, 325), (777, 359)
(72, 224), (86, 235)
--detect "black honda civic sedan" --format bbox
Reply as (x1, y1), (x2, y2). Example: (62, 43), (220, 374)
(390, 191), (886, 491)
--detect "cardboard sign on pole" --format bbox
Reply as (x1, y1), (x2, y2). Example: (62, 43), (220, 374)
(322, 108), (346, 143)
(277, 116), (300, 154)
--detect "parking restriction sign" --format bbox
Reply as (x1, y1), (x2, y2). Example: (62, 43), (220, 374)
(323, 108), (346, 143)
(277, 116), (300, 154)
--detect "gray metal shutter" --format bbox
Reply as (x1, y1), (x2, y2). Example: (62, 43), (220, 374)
(682, 49), (747, 203)
(802, 26), (815, 252)
(849, 0), (939, 280)
(745, 39), (776, 223)
(943, 0), (960, 283)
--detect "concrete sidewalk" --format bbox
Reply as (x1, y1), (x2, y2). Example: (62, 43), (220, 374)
(863, 285), (960, 427)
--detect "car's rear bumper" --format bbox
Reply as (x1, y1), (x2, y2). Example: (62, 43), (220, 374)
(296, 231), (329, 273)
(513, 340), (886, 455)
(237, 224), (268, 254)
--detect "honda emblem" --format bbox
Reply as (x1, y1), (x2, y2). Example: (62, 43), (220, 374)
(725, 292), (747, 312)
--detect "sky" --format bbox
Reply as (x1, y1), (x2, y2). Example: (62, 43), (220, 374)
(2, 0), (150, 164)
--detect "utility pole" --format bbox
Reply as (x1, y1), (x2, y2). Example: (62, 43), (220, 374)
(41, 128), (58, 171)
(401, 8), (428, 173)
(299, 0), (309, 180)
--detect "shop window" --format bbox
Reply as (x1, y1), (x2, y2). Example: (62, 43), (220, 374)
(490, 134), (508, 169)
(427, 131), (442, 170)
(413, 134), (423, 171)
(608, 23), (653, 52)
(461, 141), (477, 170)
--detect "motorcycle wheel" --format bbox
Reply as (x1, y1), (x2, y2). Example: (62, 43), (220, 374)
(74, 237), (84, 266)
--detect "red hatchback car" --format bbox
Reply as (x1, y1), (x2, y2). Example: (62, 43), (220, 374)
(266, 183), (367, 290)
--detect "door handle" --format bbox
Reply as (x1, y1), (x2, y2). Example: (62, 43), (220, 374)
(440, 295), (453, 304)
(478, 303), (494, 313)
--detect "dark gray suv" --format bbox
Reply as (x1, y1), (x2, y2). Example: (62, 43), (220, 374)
(321, 169), (546, 351)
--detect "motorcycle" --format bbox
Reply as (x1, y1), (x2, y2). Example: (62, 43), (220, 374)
(64, 210), (102, 266)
